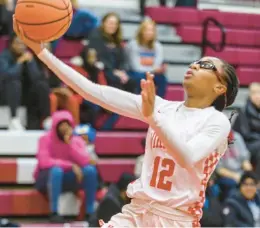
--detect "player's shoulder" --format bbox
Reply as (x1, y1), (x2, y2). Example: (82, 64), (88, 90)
(154, 96), (182, 110)
(211, 109), (231, 126)
(206, 109), (231, 134)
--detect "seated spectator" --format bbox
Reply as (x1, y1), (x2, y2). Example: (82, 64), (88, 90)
(0, 33), (50, 130)
(89, 173), (136, 227)
(233, 83), (260, 177)
(64, 0), (99, 40)
(88, 12), (136, 93)
(222, 171), (260, 227)
(216, 130), (253, 199)
(80, 46), (104, 84)
(201, 174), (223, 227)
(34, 111), (98, 223)
(126, 19), (167, 97)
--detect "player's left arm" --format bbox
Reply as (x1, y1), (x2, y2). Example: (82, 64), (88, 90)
(149, 112), (231, 169)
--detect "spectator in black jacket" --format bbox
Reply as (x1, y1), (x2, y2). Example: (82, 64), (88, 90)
(233, 83), (260, 178)
(201, 173), (223, 227)
(89, 173), (136, 227)
(88, 12), (136, 93)
(0, 33), (50, 130)
(222, 171), (260, 227)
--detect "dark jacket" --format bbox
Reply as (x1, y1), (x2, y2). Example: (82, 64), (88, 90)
(65, 8), (99, 39)
(88, 29), (127, 74)
(0, 49), (48, 100)
(201, 184), (223, 227)
(233, 99), (260, 159)
(222, 190), (260, 227)
(0, 49), (46, 83)
(89, 184), (126, 227)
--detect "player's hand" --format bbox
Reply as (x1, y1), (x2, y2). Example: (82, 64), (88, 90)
(141, 72), (155, 118)
(13, 15), (43, 55)
(17, 52), (33, 63)
(72, 164), (83, 183)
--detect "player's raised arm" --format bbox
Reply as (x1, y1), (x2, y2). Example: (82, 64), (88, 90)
(38, 49), (145, 120)
(12, 16), (164, 121)
(149, 112), (231, 168)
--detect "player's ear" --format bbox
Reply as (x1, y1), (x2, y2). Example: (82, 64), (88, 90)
(214, 83), (227, 96)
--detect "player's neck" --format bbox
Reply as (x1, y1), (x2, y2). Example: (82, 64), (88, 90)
(184, 97), (213, 109)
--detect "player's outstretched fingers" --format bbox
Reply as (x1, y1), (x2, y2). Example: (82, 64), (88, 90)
(140, 79), (146, 92)
(146, 72), (156, 97)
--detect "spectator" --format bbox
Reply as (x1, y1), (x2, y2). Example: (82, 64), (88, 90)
(88, 12), (136, 93)
(89, 173), (136, 227)
(216, 130), (253, 199)
(34, 111), (98, 223)
(64, 0), (99, 40)
(126, 19), (167, 97)
(233, 83), (260, 176)
(0, 33), (50, 130)
(80, 46), (104, 84)
(201, 174), (223, 227)
(222, 171), (260, 227)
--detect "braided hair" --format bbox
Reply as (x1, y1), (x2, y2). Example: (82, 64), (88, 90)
(211, 59), (239, 112)
(211, 59), (239, 145)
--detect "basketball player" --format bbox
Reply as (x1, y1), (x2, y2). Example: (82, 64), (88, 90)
(13, 17), (239, 227)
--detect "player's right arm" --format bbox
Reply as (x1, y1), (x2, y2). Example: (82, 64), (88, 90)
(38, 49), (146, 120)
(12, 17), (165, 121)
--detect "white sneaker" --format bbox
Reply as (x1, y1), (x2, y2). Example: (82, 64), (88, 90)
(8, 118), (25, 131)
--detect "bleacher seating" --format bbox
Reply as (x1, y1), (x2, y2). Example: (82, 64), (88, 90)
(146, 7), (260, 86)
(0, 131), (137, 217)
(177, 26), (260, 46)
(145, 7), (260, 28)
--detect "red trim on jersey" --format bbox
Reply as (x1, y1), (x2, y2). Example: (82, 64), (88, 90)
(188, 152), (221, 227)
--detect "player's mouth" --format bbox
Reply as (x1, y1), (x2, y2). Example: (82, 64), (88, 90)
(184, 69), (193, 79)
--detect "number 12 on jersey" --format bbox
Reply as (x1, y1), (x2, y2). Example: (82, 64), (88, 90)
(150, 156), (175, 191)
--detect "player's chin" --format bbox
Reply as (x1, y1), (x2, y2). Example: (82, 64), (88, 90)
(182, 77), (194, 87)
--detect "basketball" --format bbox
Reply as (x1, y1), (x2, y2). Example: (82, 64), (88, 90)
(14, 0), (73, 42)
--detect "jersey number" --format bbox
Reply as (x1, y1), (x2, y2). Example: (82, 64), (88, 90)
(150, 156), (175, 191)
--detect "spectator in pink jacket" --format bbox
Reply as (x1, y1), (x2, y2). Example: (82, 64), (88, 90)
(34, 110), (98, 223)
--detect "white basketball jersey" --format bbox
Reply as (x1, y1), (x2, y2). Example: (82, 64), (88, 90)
(127, 101), (229, 220)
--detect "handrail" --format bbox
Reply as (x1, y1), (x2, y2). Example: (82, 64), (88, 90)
(201, 17), (226, 56)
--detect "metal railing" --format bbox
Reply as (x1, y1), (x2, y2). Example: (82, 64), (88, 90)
(201, 17), (226, 56)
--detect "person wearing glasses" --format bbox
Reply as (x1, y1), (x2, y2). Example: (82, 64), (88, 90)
(13, 14), (239, 227)
(222, 171), (260, 227)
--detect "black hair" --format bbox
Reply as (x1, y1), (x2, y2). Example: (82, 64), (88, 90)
(212, 59), (239, 112)
(116, 173), (136, 191)
(239, 171), (258, 188)
(211, 60), (239, 145)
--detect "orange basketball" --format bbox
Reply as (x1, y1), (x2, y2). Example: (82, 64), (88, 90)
(14, 0), (73, 42)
